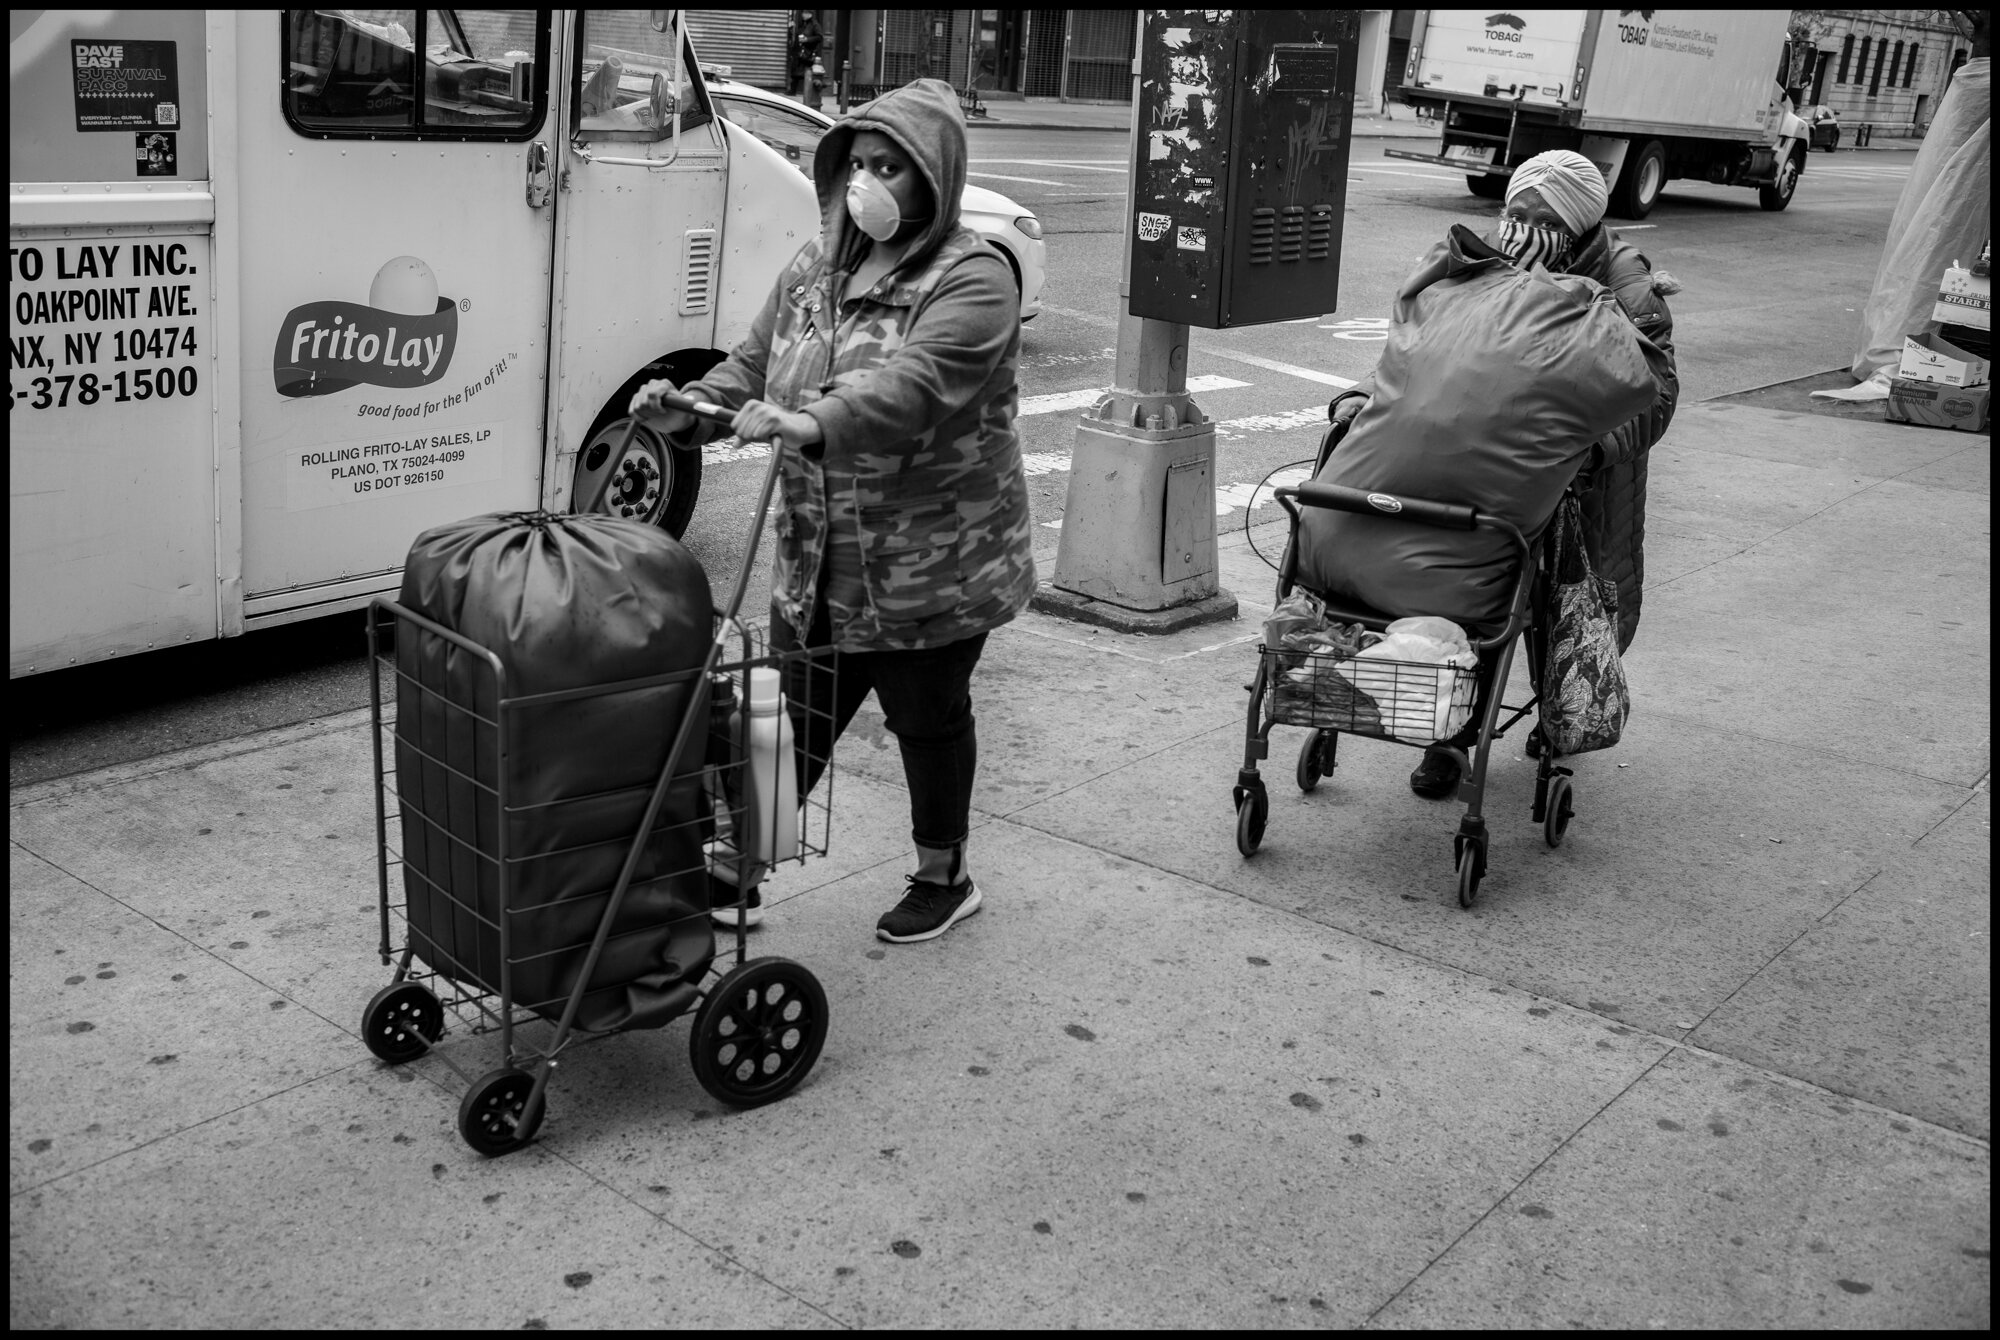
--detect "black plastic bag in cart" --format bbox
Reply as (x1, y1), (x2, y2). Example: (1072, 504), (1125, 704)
(395, 511), (715, 1033)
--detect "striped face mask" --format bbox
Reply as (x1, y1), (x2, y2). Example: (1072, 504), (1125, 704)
(1497, 217), (1575, 271)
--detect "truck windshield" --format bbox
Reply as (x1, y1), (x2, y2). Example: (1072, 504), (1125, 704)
(285, 9), (549, 136)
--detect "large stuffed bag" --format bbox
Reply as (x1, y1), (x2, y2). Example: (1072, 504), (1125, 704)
(394, 511), (715, 1033)
(1295, 224), (1659, 634)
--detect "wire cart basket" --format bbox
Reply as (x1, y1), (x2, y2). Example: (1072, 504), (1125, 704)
(358, 396), (837, 1155)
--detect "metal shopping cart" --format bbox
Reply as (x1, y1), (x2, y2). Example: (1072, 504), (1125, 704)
(1233, 430), (1577, 907)
(358, 396), (836, 1155)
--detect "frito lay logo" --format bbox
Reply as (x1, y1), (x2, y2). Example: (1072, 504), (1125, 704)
(273, 256), (458, 397)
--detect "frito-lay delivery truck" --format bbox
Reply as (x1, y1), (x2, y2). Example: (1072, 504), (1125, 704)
(10, 10), (817, 675)
(1388, 9), (1811, 217)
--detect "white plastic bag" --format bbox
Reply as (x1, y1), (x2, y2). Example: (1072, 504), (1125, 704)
(1334, 617), (1478, 743)
(1851, 58), (1991, 382)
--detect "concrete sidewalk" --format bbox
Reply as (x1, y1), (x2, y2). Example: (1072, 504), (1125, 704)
(9, 395), (1989, 1327)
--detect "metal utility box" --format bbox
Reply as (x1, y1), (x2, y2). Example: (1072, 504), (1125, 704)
(1129, 10), (1358, 329)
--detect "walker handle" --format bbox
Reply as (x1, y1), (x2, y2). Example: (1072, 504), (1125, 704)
(1282, 482), (1478, 532)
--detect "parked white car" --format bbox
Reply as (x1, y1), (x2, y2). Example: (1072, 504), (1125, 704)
(704, 76), (1046, 321)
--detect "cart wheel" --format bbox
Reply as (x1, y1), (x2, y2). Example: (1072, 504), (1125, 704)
(1296, 731), (1326, 792)
(1455, 840), (1485, 908)
(1542, 775), (1575, 848)
(690, 957), (828, 1109)
(361, 982), (442, 1064)
(1235, 788), (1268, 857)
(458, 1067), (544, 1157)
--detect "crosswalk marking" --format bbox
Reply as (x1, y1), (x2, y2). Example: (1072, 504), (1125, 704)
(1202, 347), (1358, 389)
(1018, 373), (1249, 418)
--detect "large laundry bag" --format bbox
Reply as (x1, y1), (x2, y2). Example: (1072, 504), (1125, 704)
(394, 511), (714, 1032)
(1296, 225), (1657, 633)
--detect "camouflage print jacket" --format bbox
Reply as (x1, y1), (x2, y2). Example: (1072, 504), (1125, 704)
(679, 225), (1036, 652)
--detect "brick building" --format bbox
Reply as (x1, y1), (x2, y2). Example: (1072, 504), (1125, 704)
(1795, 10), (1978, 137)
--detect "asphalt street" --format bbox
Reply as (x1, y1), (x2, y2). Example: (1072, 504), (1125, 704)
(8, 131), (1922, 786)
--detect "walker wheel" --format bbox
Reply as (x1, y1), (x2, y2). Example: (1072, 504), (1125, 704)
(690, 957), (828, 1108)
(1235, 787), (1268, 856)
(1455, 839), (1485, 908)
(1296, 731), (1326, 792)
(458, 1067), (544, 1157)
(361, 982), (442, 1064)
(1543, 775), (1575, 848)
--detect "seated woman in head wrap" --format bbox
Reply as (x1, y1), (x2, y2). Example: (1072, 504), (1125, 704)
(1326, 148), (1679, 798)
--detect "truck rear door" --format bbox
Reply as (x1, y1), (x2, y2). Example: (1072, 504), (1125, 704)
(234, 10), (557, 618)
(9, 10), (219, 674)
(1408, 9), (1588, 107)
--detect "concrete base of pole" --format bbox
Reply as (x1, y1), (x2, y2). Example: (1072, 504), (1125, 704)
(1028, 582), (1239, 634)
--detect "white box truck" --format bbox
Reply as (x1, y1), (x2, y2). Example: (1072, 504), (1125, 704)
(1387, 9), (1812, 217)
(10, 10), (818, 676)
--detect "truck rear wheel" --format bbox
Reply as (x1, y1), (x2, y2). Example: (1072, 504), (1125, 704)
(1466, 171), (1508, 200)
(1759, 146), (1804, 212)
(1611, 140), (1666, 220)
(571, 357), (722, 539)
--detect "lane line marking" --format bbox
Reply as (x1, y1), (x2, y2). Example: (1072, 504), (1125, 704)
(970, 159), (1129, 173)
(967, 170), (1072, 186)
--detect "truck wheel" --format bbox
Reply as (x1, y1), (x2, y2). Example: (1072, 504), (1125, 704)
(571, 359), (721, 538)
(1611, 140), (1666, 220)
(1466, 171), (1508, 200)
(1759, 146), (1804, 212)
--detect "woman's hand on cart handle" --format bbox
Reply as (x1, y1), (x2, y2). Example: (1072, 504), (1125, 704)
(629, 378), (697, 435)
(732, 399), (825, 453)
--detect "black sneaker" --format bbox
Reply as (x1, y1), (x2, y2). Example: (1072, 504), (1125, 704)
(1408, 747), (1461, 799)
(875, 877), (982, 944)
(708, 875), (764, 929)
(1524, 724), (1547, 759)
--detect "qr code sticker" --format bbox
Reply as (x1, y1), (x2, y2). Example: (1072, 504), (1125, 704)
(156, 102), (179, 127)
(1136, 212), (1171, 242)
(1176, 226), (1207, 252)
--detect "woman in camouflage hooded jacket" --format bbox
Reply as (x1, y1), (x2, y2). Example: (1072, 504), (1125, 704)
(632, 79), (1032, 945)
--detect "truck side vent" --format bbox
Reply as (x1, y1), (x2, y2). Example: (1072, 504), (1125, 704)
(681, 228), (717, 315)
(1306, 206), (1334, 261)
(1248, 208), (1275, 265)
(1278, 206), (1305, 263)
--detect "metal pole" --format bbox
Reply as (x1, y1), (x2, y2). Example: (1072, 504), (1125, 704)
(1059, 9), (1072, 101)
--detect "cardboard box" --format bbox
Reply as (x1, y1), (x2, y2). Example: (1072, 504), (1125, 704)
(1886, 377), (1991, 432)
(1932, 263), (1992, 331)
(1898, 331), (1991, 387)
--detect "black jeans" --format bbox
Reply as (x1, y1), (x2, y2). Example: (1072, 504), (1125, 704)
(771, 600), (988, 851)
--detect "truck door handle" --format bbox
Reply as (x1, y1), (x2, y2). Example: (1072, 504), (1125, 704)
(525, 141), (552, 207)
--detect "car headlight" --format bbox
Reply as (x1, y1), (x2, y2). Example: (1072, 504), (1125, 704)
(1012, 215), (1043, 240)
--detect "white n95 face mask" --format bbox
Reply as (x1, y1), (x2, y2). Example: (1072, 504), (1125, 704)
(846, 170), (912, 242)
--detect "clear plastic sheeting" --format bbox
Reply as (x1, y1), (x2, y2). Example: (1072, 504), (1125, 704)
(1850, 58), (1991, 383)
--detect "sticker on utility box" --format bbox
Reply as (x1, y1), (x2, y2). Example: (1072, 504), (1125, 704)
(1177, 225), (1207, 252)
(1137, 212), (1172, 242)
(287, 421), (504, 512)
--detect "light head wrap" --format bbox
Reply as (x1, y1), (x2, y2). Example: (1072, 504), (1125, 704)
(1505, 150), (1609, 235)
